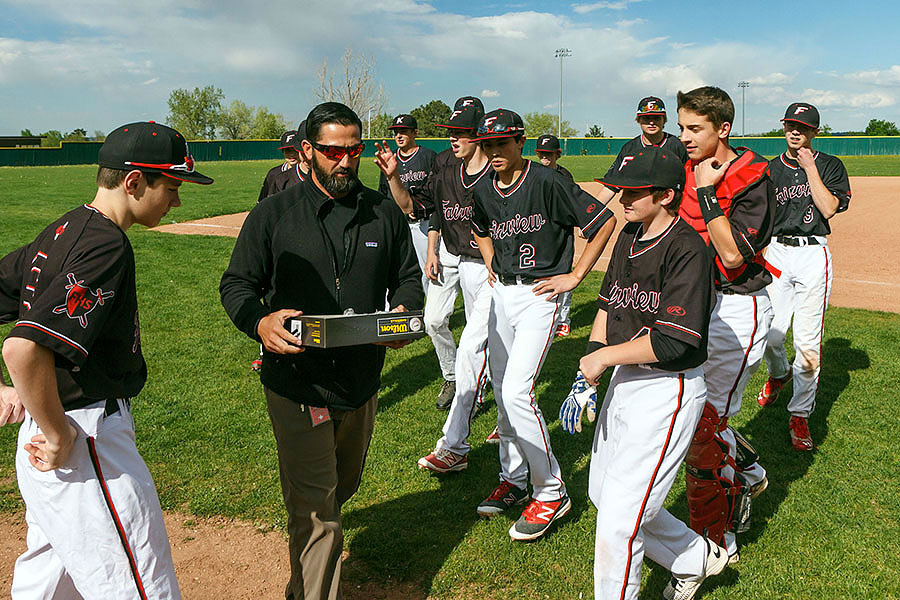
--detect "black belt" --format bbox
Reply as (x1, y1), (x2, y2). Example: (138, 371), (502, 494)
(777, 235), (821, 247)
(497, 273), (536, 285)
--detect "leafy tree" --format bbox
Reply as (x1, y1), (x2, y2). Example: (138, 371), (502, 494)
(758, 128), (784, 137)
(40, 130), (63, 147)
(20, 128), (33, 137)
(820, 124), (833, 136)
(166, 85), (224, 139)
(252, 106), (288, 139)
(64, 128), (88, 141)
(314, 48), (387, 119)
(409, 100), (452, 137)
(367, 112), (394, 139)
(585, 124), (604, 138)
(93, 130), (106, 141)
(523, 112), (576, 137)
(219, 100), (254, 139)
(864, 118), (900, 136)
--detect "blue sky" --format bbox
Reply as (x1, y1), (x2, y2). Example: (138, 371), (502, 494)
(2, 0), (899, 137)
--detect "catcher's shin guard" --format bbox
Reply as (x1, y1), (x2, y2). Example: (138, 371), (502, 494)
(730, 426), (759, 471)
(685, 403), (735, 546)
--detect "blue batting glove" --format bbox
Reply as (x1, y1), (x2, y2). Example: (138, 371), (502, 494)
(559, 371), (597, 434)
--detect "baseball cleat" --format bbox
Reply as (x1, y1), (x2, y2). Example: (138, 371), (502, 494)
(477, 480), (529, 517)
(436, 379), (456, 410)
(417, 448), (468, 473)
(484, 426), (500, 445)
(789, 416), (814, 451)
(757, 367), (792, 407)
(554, 323), (571, 337)
(662, 538), (729, 600)
(509, 496), (572, 541)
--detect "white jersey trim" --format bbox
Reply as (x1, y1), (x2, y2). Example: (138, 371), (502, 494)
(628, 216), (680, 259)
(15, 320), (89, 357)
(459, 160), (491, 189)
(398, 147), (420, 164)
(492, 160), (531, 198)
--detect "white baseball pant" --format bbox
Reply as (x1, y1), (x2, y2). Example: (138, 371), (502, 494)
(12, 400), (179, 599)
(423, 237), (460, 382)
(763, 238), (833, 418)
(488, 279), (565, 502)
(591, 365), (708, 600)
(408, 218), (431, 295)
(435, 257), (492, 455)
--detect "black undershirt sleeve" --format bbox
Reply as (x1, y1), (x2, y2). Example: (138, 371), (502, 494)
(649, 329), (692, 363)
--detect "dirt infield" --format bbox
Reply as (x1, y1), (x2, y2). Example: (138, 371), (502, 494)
(154, 177), (899, 313)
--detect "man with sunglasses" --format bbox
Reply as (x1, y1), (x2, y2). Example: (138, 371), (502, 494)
(469, 109), (616, 541)
(221, 101), (422, 600)
(757, 103), (850, 451)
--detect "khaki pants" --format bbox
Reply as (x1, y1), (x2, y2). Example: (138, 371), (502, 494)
(265, 388), (378, 600)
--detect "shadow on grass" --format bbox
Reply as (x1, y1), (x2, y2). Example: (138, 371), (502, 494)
(643, 336), (870, 596)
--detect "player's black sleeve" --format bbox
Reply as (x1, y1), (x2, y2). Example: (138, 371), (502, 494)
(0, 245), (27, 324)
(649, 330), (694, 363)
(220, 205), (276, 342)
(821, 155), (851, 213)
(723, 178), (775, 264)
(651, 235), (713, 348)
(428, 205), (442, 232)
(470, 186), (490, 238)
(549, 174), (614, 241)
(8, 238), (128, 366)
(378, 170), (390, 198)
(408, 171), (437, 221)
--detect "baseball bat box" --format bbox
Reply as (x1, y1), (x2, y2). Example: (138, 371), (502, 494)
(287, 311), (425, 348)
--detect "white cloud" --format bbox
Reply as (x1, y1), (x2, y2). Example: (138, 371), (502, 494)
(801, 88), (895, 108)
(142, 77), (159, 86)
(844, 65), (900, 86)
(482, 89), (501, 98)
(572, 1), (639, 14)
(748, 72), (792, 86)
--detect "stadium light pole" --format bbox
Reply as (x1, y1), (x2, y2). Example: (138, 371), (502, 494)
(555, 48), (572, 138)
(738, 81), (750, 137)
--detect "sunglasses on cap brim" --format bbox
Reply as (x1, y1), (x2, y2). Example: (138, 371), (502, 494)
(310, 141), (365, 160)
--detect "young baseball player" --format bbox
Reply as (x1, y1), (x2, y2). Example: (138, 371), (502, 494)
(535, 133), (576, 338)
(676, 86), (775, 560)
(757, 103), (851, 451)
(0, 121), (213, 598)
(257, 124), (309, 203)
(377, 104), (495, 470)
(562, 145), (726, 600)
(469, 109), (616, 541)
(593, 96), (689, 208)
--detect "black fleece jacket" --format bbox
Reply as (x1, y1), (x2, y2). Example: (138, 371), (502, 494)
(220, 179), (423, 410)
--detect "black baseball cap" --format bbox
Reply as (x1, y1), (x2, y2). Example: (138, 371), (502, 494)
(637, 96), (666, 116)
(98, 121), (213, 185)
(595, 146), (684, 191)
(389, 114), (418, 130)
(782, 103), (820, 129)
(475, 109), (525, 141)
(454, 96), (484, 112)
(535, 134), (561, 152)
(296, 119), (308, 145)
(278, 130), (300, 150)
(437, 105), (484, 130)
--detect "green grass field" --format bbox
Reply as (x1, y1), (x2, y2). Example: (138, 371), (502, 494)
(1, 160), (899, 599)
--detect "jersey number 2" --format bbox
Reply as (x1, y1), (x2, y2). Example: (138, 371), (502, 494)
(519, 243), (536, 269)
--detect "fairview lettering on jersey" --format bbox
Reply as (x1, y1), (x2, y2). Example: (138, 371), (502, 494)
(606, 280), (661, 314)
(774, 182), (812, 206)
(489, 213), (547, 240)
(399, 170), (429, 186)
(443, 202), (474, 222)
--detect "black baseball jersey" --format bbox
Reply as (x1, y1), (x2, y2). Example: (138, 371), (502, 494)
(378, 146), (438, 218)
(258, 162), (306, 203)
(556, 164), (574, 182)
(603, 133), (688, 189)
(471, 160), (614, 278)
(769, 151), (851, 236)
(432, 147), (460, 174)
(426, 160), (493, 259)
(0, 205), (146, 410)
(598, 217), (714, 371)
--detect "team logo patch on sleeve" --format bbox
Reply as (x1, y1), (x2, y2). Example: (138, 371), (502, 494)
(52, 273), (115, 328)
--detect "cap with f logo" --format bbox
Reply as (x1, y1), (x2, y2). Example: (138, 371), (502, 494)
(781, 102), (820, 129)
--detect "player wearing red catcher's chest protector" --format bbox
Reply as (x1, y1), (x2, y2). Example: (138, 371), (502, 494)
(757, 103), (851, 452)
(469, 109), (616, 542)
(676, 86), (775, 563)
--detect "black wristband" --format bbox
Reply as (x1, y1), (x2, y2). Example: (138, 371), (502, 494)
(585, 340), (607, 355)
(697, 185), (725, 223)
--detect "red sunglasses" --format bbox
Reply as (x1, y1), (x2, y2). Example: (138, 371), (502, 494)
(311, 141), (365, 160)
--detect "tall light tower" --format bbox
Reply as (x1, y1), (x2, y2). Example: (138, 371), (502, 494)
(738, 81), (750, 137)
(555, 48), (572, 138)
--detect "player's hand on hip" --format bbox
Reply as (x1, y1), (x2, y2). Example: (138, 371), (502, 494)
(694, 157), (733, 189)
(258, 309), (305, 355)
(796, 147), (816, 171)
(373, 141), (398, 178)
(0, 385), (25, 426)
(579, 351), (609, 387)
(533, 273), (579, 300)
(485, 266), (497, 287)
(24, 421), (78, 472)
(559, 371), (597, 434)
(425, 252), (441, 282)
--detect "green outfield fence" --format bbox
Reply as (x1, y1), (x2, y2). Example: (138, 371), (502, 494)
(3, 136), (900, 167)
